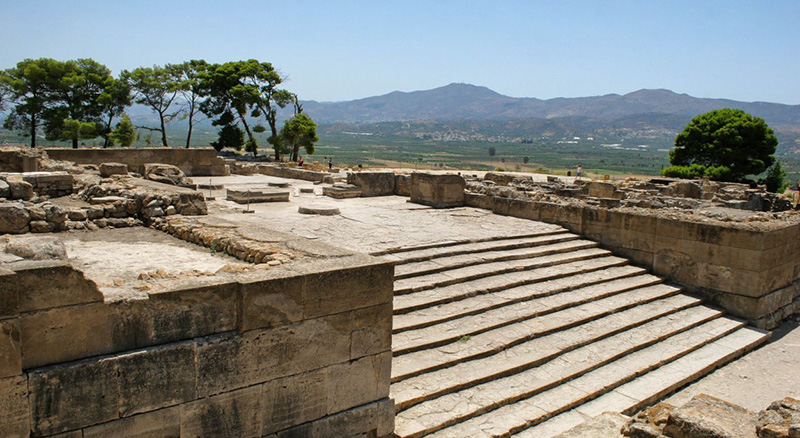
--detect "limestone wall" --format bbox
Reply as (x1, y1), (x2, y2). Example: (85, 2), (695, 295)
(44, 148), (229, 176)
(469, 193), (800, 328)
(0, 255), (395, 437)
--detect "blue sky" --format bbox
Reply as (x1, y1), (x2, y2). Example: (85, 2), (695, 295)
(1, 1), (798, 104)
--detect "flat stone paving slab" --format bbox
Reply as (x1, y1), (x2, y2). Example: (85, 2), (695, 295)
(226, 188), (290, 203)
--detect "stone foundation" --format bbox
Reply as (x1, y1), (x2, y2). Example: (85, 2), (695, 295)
(347, 172), (396, 197)
(0, 253), (395, 437)
(44, 148), (229, 177)
(410, 173), (466, 208)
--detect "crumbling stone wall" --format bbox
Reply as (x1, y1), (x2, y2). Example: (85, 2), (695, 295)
(0, 255), (395, 437)
(44, 148), (229, 177)
(0, 147), (42, 173)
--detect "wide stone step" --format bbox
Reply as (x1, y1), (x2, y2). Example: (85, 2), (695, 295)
(394, 247), (610, 294)
(394, 270), (659, 333)
(394, 256), (629, 314)
(393, 312), (738, 438)
(392, 289), (694, 380)
(373, 228), (568, 259)
(393, 280), (676, 356)
(420, 323), (765, 438)
(393, 305), (721, 413)
(394, 234), (584, 279)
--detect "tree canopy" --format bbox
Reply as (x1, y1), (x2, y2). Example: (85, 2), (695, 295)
(279, 113), (319, 161)
(663, 108), (778, 182)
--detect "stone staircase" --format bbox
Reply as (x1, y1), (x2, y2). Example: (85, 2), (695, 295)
(375, 227), (770, 438)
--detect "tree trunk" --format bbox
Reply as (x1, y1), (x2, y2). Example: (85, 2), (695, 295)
(72, 138), (78, 149)
(186, 117), (193, 149)
(238, 112), (257, 157)
(103, 114), (113, 148)
(159, 111), (169, 147)
(268, 113), (280, 161)
(292, 145), (300, 162)
(29, 116), (36, 148)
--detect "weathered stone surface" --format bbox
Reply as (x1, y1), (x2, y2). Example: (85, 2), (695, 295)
(117, 343), (197, 417)
(197, 312), (351, 397)
(0, 202), (30, 234)
(239, 274), (305, 332)
(350, 303), (392, 359)
(29, 357), (119, 436)
(263, 369), (328, 434)
(46, 147), (229, 176)
(302, 261), (394, 319)
(181, 384), (266, 438)
(4, 261), (102, 315)
(410, 172), (466, 208)
(663, 394), (757, 438)
(99, 162), (128, 177)
(148, 280), (239, 344)
(227, 188), (290, 203)
(4, 235), (67, 260)
(7, 178), (34, 200)
(298, 204), (341, 215)
(20, 300), (148, 368)
(144, 163), (193, 187)
(0, 319), (21, 378)
(554, 412), (628, 438)
(83, 407), (180, 438)
(0, 375), (28, 438)
(757, 398), (800, 438)
(347, 171), (396, 196)
(0, 179), (9, 198)
(277, 398), (394, 438)
(326, 352), (391, 415)
(323, 183), (362, 199)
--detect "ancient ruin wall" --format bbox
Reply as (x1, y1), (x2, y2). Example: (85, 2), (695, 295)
(0, 256), (395, 437)
(44, 148), (229, 177)
(471, 193), (800, 328)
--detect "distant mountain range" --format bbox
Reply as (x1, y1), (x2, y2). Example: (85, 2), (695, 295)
(302, 83), (800, 127)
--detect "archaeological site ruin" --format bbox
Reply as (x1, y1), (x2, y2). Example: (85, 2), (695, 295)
(1, 146), (799, 438)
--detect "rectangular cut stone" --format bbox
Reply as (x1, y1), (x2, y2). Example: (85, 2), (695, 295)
(0, 375), (28, 438)
(117, 342), (197, 417)
(277, 398), (395, 438)
(197, 312), (351, 397)
(350, 303), (392, 360)
(326, 352), (392, 415)
(347, 172), (396, 196)
(29, 357), (119, 436)
(0, 319), (21, 378)
(302, 262), (394, 319)
(239, 274), (306, 332)
(410, 172), (466, 208)
(263, 368), (328, 434)
(227, 188), (290, 203)
(148, 280), (238, 343)
(181, 385), (265, 438)
(83, 407), (180, 438)
(322, 184), (362, 199)
(20, 301), (151, 368)
(6, 261), (103, 313)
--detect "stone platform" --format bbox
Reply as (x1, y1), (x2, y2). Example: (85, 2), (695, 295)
(226, 188), (290, 203)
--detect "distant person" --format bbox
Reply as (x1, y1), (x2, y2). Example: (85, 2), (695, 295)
(298, 156), (304, 167)
(576, 164), (583, 179)
(81, 142), (87, 148)
(328, 157), (333, 170)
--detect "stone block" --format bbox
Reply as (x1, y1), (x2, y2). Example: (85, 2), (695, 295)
(263, 369), (328, 434)
(350, 303), (392, 360)
(492, 197), (540, 221)
(0, 375), (28, 438)
(347, 172), (396, 197)
(656, 217), (765, 250)
(20, 300), (150, 368)
(410, 172), (465, 208)
(465, 192), (495, 210)
(239, 274), (306, 332)
(4, 261), (103, 314)
(29, 357), (119, 436)
(277, 398), (394, 438)
(583, 181), (621, 199)
(0, 319), (21, 378)
(322, 184), (362, 199)
(99, 162), (129, 177)
(0, 201), (30, 234)
(117, 342), (197, 417)
(181, 384), (266, 438)
(83, 407), (180, 438)
(226, 188), (290, 203)
(302, 262), (394, 319)
(663, 394), (756, 438)
(148, 279), (238, 344)
(326, 352), (392, 415)
(395, 174), (411, 196)
(197, 312), (351, 397)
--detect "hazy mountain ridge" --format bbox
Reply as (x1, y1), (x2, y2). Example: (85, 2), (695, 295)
(302, 83), (800, 126)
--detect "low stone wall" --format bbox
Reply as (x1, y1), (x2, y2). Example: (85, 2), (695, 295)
(0, 148), (41, 172)
(0, 255), (395, 437)
(44, 148), (229, 177)
(1, 171), (74, 198)
(410, 173), (467, 208)
(468, 193), (800, 328)
(347, 172), (396, 197)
